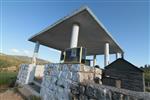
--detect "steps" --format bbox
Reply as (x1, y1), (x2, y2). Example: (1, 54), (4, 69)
(29, 81), (41, 93)
(17, 80), (42, 98)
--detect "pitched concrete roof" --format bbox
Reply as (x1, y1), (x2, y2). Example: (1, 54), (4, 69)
(29, 6), (124, 55)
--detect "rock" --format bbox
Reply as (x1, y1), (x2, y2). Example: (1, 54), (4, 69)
(70, 64), (81, 72)
(59, 71), (68, 79)
(72, 72), (79, 82)
(79, 85), (85, 94)
(94, 68), (102, 74)
(85, 85), (97, 98)
(70, 84), (80, 95)
(95, 74), (102, 79)
(83, 65), (91, 72)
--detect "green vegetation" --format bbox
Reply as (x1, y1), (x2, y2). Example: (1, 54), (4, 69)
(141, 65), (150, 83)
(140, 65), (150, 92)
(0, 72), (17, 87)
(143, 68), (150, 83)
(0, 53), (49, 89)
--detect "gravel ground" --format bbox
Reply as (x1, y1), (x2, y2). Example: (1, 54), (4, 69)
(0, 89), (23, 100)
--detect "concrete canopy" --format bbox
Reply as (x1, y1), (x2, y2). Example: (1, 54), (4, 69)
(29, 6), (124, 55)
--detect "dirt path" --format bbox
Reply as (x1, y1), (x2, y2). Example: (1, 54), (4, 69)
(0, 90), (23, 100)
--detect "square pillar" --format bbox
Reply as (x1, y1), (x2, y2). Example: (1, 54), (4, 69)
(116, 53), (120, 59)
(104, 43), (109, 66)
(32, 41), (40, 65)
(93, 55), (96, 66)
(70, 24), (80, 48)
(121, 53), (124, 59)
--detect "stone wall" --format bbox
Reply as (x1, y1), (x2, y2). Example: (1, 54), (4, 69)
(40, 63), (102, 100)
(17, 63), (150, 100)
(70, 81), (150, 100)
(16, 64), (36, 84)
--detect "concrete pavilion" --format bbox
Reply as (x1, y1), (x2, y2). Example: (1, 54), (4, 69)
(29, 6), (124, 66)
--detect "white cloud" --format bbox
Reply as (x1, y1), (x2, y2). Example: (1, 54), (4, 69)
(10, 48), (32, 56)
(23, 50), (32, 56)
(11, 48), (20, 53)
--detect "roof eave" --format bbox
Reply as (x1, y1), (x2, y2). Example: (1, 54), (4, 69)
(28, 6), (124, 54)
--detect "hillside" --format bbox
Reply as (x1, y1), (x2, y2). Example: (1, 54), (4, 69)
(0, 53), (50, 69)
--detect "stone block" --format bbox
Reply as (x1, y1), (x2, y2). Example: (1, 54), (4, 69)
(94, 68), (102, 74)
(50, 76), (58, 84)
(71, 72), (94, 82)
(55, 88), (70, 100)
(61, 64), (70, 71)
(70, 84), (80, 95)
(95, 74), (102, 79)
(70, 64), (81, 72)
(112, 92), (121, 100)
(79, 95), (88, 100)
(72, 72), (79, 82)
(79, 85), (85, 94)
(59, 71), (68, 79)
(85, 85), (97, 98)
(48, 84), (58, 91)
(67, 71), (73, 80)
(50, 70), (59, 76)
(83, 65), (91, 72)
(78, 72), (87, 82)
(46, 63), (60, 71)
(56, 78), (70, 89)
(87, 73), (94, 80)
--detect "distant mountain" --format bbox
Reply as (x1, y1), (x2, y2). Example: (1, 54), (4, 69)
(0, 53), (50, 68)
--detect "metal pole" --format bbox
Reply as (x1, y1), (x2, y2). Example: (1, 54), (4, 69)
(70, 24), (80, 48)
(104, 43), (109, 66)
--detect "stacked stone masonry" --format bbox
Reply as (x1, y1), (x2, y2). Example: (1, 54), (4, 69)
(17, 64), (29, 84)
(70, 81), (150, 100)
(40, 63), (102, 100)
(17, 64), (36, 84)
(16, 63), (150, 100)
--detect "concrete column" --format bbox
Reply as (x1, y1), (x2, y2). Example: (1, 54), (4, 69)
(121, 53), (124, 59)
(116, 53), (120, 59)
(93, 55), (96, 66)
(70, 24), (80, 48)
(32, 41), (40, 65)
(104, 43), (109, 66)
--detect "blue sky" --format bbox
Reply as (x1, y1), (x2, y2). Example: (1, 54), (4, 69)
(0, 0), (149, 67)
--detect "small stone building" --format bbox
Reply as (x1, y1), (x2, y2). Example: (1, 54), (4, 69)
(102, 58), (145, 92)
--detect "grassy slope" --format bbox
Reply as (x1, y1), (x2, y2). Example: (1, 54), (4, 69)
(143, 68), (150, 83)
(142, 67), (150, 92)
(0, 53), (50, 87)
(0, 53), (49, 68)
(0, 72), (17, 86)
